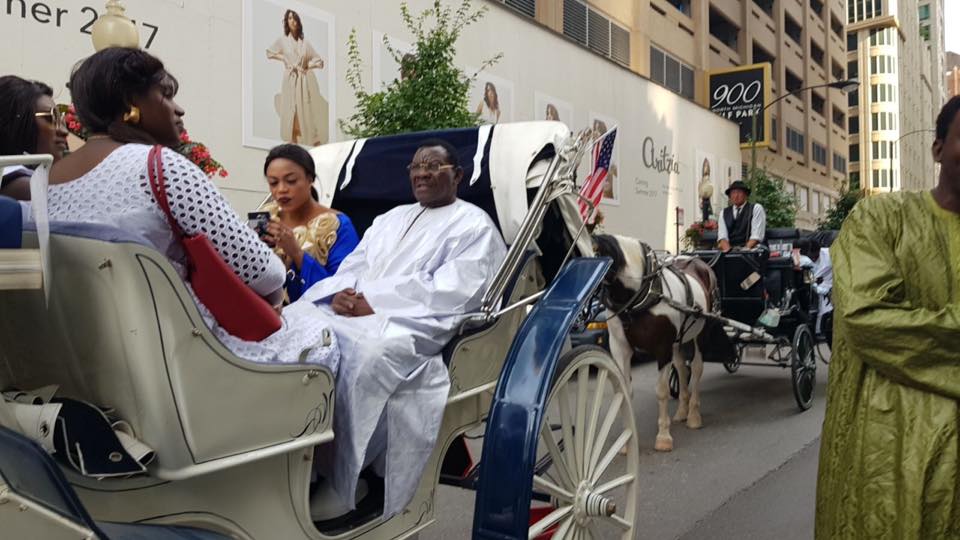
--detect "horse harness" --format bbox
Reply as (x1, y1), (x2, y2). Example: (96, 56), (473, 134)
(603, 241), (702, 343)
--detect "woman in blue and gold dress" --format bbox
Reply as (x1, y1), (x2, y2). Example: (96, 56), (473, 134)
(260, 144), (359, 302)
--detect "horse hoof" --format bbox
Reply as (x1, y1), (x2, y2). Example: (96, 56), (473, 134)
(686, 415), (703, 429)
(654, 437), (673, 452)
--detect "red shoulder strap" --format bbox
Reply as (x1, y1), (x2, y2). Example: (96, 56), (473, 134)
(146, 145), (184, 238)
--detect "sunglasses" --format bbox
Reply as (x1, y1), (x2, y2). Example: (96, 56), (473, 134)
(406, 161), (456, 174)
(34, 104), (68, 129)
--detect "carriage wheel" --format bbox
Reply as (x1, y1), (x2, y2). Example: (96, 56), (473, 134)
(530, 346), (639, 539)
(667, 364), (690, 399)
(790, 325), (816, 411)
(723, 344), (745, 374)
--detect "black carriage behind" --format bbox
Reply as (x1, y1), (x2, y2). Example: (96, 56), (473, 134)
(680, 227), (824, 410)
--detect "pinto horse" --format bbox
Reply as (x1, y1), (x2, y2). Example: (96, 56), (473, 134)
(593, 234), (733, 452)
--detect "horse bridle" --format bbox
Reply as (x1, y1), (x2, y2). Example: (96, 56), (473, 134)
(601, 241), (664, 322)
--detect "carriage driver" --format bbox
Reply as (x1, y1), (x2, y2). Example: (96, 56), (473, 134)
(717, 180), (766, 252)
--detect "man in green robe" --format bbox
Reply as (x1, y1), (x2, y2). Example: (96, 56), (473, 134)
(816, 96), (960, 538)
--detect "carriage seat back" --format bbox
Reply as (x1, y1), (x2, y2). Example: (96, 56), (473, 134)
(0, 224), (335, 481)
(442, 250), (543, 398)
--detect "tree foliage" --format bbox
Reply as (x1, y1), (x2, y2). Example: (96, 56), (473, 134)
(746, 167), (797, 228)
(818, 181), (864, 231)
(339, 0), (501, 138)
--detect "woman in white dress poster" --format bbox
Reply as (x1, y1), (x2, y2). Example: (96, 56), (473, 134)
(266, 9), (328, 145)
(475, 81), (501, 124)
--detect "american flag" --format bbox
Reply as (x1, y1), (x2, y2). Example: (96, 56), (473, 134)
(578, 127), (617, 222)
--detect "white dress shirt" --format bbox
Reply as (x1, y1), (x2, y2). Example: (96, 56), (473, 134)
(717, 203), (767, 244)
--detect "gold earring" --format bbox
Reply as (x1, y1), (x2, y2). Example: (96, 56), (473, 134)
(123, 106), (141, 124)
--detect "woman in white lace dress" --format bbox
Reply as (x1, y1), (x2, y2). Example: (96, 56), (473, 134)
(45, 47), (337, 370)
(266, 9), (328, 145)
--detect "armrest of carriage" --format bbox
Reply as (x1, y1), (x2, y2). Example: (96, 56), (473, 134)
(1, 225), (335, 481)
(443, 250), (541, 400)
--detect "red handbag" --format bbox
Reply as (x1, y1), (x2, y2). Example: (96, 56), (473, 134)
(146, 145), (282, 341)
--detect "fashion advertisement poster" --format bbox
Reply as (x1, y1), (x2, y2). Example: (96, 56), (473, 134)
(372, 31), (415, 91)
(588, 112), (620, 205)
(468, 70), (514, 125)
(243, 0), (336, 150)
(534, 91), (573, 129)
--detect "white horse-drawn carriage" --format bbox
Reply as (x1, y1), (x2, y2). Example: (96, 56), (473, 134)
(0, 122), (638, 539)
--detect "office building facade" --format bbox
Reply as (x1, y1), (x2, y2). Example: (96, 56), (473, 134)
(846, 0), (945, 193)
(533, 0), (850, 227)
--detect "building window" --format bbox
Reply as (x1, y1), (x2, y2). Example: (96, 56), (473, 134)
(849, 143), (860, 162)
(784, 13), (802, 46)
(812, 92), (825, 117)
(666, 0), (692, 16)
(870, 55), (895, 75)
(786, 126), (805, 155)
(918, 4), (930, 20)
(753, 42), (776, 68)
(848, 88), (859, 107)
(563, 0), (631, 66)
(709, 7), (739, 50)
(831, 14), (844, 40)
(771, 116), (778, 142)
(832, 105), (845, 128)
(832, 60), (845, 81)
(810, 0), (824, 16)
(872, 112), (897, 131)
(813, 142), (828, 166)
(650, 45), (695, 99)
(810, 40), (825, 68)
(798, 186), (809, 211)
(752, 0), (774, 17)
(872, 168), (890, 188)
(851, 0), (884, 23)
(499, 0), (535, 18)
(848, 60), (858, 79)
(870, 83), (896, 103)
(833, 152), (847, 173)
(785, 69), (803, 93)
(850, 171), (860, 189)
(812, 191), (821, 215)
(848, 115), (860, 134)
(920, 24), (931, 41)
(847, 32), (858, 51)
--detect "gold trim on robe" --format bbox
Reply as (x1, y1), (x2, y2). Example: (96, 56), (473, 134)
(260, 201), (340, 267)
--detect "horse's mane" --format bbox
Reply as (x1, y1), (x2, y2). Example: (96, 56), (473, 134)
(593, 234), (626, 274)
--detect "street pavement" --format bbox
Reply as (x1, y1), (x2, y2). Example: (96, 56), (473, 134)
(421, 345), (829, 539)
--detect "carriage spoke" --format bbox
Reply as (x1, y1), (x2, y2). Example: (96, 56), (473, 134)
(551, 516), (574, 540)
(586, 393), (624, 477)
(558, 384), (580, 481)
(575, 366), (589, 478)
(540, 424), (575, 490)
(583, 369), (608, 475)
(608, 514), (633, 531)
(533, 474), (574, 503)
(594, 473), (635, 495)
(590, 430), (633, 484)
(528, 505), (573, 539)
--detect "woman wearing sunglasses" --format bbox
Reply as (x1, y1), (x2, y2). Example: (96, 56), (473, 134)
(0, 75), (69, 200)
